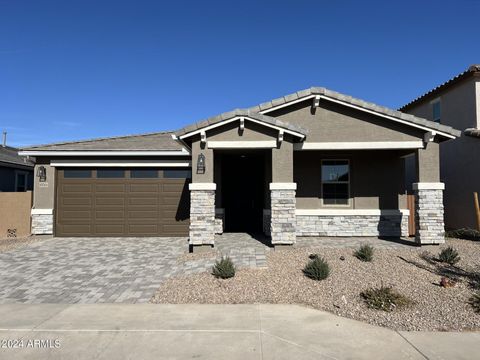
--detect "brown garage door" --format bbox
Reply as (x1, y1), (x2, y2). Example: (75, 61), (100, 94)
(56, 168), (190, 237)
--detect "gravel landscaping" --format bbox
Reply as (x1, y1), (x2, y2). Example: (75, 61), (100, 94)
(152, 238), (480, 331)
(0, 235), (50, 253)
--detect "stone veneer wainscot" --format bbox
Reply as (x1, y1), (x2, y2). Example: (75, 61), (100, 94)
(414, 182), (445, 244)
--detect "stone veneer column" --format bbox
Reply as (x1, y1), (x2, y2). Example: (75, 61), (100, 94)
(270, 183), (296, 246)
(189, 183), (216, 249)
(413, 182), (445, 245)
(31, 209), (54, 235)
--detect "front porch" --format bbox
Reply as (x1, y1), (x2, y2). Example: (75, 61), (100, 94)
(179, 112), (446, 252)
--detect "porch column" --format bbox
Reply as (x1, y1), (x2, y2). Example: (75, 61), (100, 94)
(270, 141), (296, 246)
(414, 142), (445, 244)
(189, 140), (216, 251)
(189, 183), (216, 249)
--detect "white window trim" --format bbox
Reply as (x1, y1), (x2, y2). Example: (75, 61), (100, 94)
(320, 159), (351, 208)
(14, 170), (28, 192)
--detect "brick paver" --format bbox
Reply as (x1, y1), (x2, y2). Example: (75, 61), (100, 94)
(0, 237), (190, 304)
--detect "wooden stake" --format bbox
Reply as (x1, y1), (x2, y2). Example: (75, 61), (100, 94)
(474, 192), (480, 231)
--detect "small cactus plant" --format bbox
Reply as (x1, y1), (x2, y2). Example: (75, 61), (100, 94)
(212, 256), (235, 279)
(438, 246), (460, 265)
(354, 244), (374, 262)
(303, 256), (330, 281)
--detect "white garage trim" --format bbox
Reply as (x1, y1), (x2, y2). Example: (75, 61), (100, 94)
(19, 150), (189, 156)
(50, 159), (191, 167)
(296, 209), (410, 216)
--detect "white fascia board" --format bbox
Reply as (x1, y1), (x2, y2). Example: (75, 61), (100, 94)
(189, 183), (216, 190)
(296, 209), (410, 216)
(18, 150), (190, 156)
(269, 183), (297, 190)
(259, 94), (455, 140)
(31, 208), (53, 215)
(294, 141), (424, 150)
(50, 160), (191, 167)
(207, 140), (277, 149)
(179, 116), (305, 140)
(412, 182), (445, 190)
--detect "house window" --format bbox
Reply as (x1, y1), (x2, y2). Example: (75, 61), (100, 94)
(97, 169), (125, 178)
(130, 169), (159, 178)
(15, 171), (28, 192)
(163, 169), (192, 179)
(321, 160), (350, 205)
(64, 169), (92, 178)
(432, 100), (441, 122)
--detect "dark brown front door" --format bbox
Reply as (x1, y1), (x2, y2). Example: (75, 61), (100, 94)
(56, 168), (190, 237)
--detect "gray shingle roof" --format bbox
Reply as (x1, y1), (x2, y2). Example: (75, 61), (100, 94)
(0, 146), (34, 167)
(247, 87), (461, 138)
(22, 131), (183, 151)
(176, 110), (307, 138)
(400, 65), (480, 111)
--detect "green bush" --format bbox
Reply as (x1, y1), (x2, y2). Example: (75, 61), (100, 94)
(361, 286), (413, 312)
(354, 244), (374, 262)
(446, 228), (480, 241)
(212, 256), (235, 279)
(303, 256), (330, 281)
(438, 246), (461, 265)
(469, 292), (480, 313)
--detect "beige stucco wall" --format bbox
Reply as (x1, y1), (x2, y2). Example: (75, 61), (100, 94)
(406, 78), (479, 229)
(270, 100), (425, 142)
(294, 150), (408, 210)
(272, 139), (293, 182)
(0, 191), (32, 238)
(33, 160), (55, 209)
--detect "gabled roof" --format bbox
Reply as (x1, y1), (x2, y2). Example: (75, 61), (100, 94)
(176, 87), (459, 140)
(248, 87), (460, 138)
(22, 131), (183, 152)
(400, 64), (480, 111)
(176, 110), (307, 139)
(0, 146), (34, 167)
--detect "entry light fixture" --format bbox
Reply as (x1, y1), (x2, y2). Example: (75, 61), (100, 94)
(197, 153), (206, 174)
(37, 166), (47, 182)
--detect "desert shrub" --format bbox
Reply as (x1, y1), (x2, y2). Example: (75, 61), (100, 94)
(439, 246), (461, 265)
(446, 228), (480, 241)
(212, 256), (235, 279)
(469, 292), (480, 313)
(303, 256), (330, 281)
(361, 286), (413, 312)
(354, 244), (374, 262)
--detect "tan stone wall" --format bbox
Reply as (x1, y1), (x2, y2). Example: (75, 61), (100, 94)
(0, 191), (33, 238)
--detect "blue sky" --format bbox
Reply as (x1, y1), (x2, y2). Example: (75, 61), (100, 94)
(1, 0), (479, 147)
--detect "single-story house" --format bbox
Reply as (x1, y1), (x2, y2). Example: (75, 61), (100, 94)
(20, 88), (460, 250)
(0, 133), (34, 192)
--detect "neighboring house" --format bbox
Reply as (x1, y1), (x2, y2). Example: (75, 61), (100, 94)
(0, 133), (34, 192)
(400, 65), (480, 230)
(20, 88), (460, 250)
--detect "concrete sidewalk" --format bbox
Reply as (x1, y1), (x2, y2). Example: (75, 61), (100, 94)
(0, 304), (478, 359)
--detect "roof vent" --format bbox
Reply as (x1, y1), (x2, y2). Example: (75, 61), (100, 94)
(2, 131), (6, 147)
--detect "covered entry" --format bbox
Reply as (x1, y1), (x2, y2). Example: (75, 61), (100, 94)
(216, 150), (269, 232)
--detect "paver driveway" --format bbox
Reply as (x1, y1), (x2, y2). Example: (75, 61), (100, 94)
(0, 237), (190, 304)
